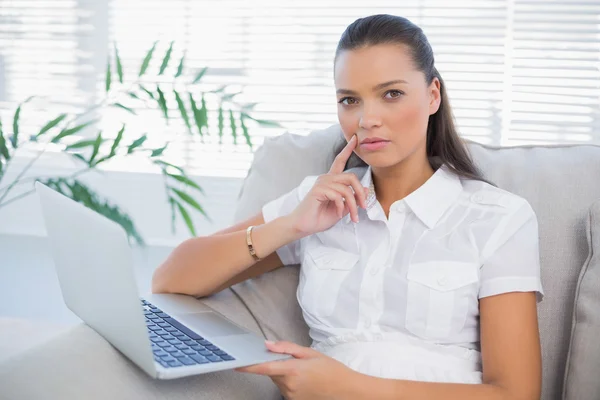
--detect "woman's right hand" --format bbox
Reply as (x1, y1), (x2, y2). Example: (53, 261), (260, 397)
(288, 134), (369, 236)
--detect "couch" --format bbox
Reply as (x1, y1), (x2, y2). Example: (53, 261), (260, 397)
(1, 124), (599, 400)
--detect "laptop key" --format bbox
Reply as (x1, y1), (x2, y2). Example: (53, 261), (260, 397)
(190, 354), (210, 364)
(177, 356), (196, 366)
(153, 350), (168, 357)
(161, 355), (176, 362)
(156, 313), (169, 318)
(221, 355), (235, 361)
(150, 336), (164, 342)
(167, 360), (182, 368)
(206, 355), (223, 363)
(163, 317), (202, 340)
(182, 349), (196, 356)
(190, 345), (203, 351)
(199, 350), (212, 356)
(165, 327), (177, 332)
(197, 340), (211, 346)
(175, 344), (188, 350)
(170, 351), (185, 358)
(214, 350), (228, 356)
(163, 346), (177, 352)
(183, 340), (195, 345)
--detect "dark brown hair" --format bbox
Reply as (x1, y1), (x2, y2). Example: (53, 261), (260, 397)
(334, 14), (488, 183)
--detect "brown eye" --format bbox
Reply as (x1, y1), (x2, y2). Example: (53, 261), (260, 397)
(385, 90), (404, 99)
(339, 97), (358, 106)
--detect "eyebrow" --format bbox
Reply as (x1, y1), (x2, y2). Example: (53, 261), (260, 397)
(336, 79), (408, 95)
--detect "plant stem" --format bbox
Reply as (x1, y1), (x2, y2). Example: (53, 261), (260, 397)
(0, 188), (36, 208)
(0, 145), (47, 205)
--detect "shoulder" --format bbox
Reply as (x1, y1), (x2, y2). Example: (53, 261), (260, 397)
(460, 178), (534, 218)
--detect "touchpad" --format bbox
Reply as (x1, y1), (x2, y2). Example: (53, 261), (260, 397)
(177, 312), (246, 337)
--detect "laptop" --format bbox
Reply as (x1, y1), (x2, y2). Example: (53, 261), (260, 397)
(35, 182), (291, 379)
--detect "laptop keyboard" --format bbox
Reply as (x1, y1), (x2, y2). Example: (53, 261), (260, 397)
(141, 299), (236, 368)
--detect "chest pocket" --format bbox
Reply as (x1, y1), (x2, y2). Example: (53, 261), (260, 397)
(405, 261), (479, 339)
(299, 244), (360, 318)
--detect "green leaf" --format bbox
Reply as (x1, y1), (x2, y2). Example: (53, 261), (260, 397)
(221, 91), (241, 102)
(210, 85), (226, 94)
(109, 125), (125, 157)
(71, 153), (87, 164)
(229, 110), (237, 145)
(11, 105), (22, 148)
(241, 102), (259, 111)
(88, 132), (103, 165)
(139, 85), (156, 100)
(169, 198), (176, 233)
(167, 173), (205, 195)
(200, 95), (208, 134)
(139, 41), (158, 77)
(105, 60), (112, 92)
(128, 92), (140, 100)
(217, 106), (224, 143)
(173, 90), (191, 133)
(154, 159), (183, 173)
(65, 139), (99, 150)
(44, 178), (145, 245)
(240, 114), (252, 149)
(150, 145), (167, 157)
(241, 112), (281, 127)
(175, 200), (196, 237)
(112, 103), (137, 115)
(175, 54), (185, 78)
(158, 41), (174, 75)
(36, 114), (68, 138)
(127, 134), (147, 154)
(50, 120), (96, 143)
(192, 67), (208, 84)
(189, 93), (204, 137)
(172, 188), (208, 218)
(0, 118), (10, 161)
(156, 86), (168, 122)
(114, 43), (123, 83)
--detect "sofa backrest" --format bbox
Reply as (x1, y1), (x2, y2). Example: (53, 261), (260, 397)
(233, 125), (600, 400)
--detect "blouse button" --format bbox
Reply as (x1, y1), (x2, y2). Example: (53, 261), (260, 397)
(437, 275), (448, 286)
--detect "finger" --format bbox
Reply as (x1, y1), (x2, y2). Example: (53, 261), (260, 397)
(320, 187), (347, 219)
(265, 340), (321, 359)
(329, 182), (360, 222)
(333, 172), (368, 209)
(235, 359), (294, 376)
(328, 134), (358, 175)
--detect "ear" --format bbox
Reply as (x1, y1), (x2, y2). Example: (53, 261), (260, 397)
(428, 77), (441, 115)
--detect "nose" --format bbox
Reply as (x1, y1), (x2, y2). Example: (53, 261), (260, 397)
(358, 103), (383, 130)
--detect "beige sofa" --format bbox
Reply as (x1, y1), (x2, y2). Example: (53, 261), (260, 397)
(1, 125), (599, 400)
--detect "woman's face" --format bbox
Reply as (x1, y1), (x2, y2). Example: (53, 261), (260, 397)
(334, 44), (440, 168)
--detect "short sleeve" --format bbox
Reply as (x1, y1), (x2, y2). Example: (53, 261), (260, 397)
(479, 201), (544, 301)
(261, 175), (319, 266)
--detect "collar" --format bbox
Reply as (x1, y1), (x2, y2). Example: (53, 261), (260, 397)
(355, 163), (463, 229)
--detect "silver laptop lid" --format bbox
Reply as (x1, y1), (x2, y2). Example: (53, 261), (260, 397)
(35, 182), (156, 377)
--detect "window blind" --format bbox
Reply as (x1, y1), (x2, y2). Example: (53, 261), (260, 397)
(1, 0), (598, 178)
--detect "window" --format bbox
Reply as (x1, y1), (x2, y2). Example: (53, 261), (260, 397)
(1, 0), (599, 178)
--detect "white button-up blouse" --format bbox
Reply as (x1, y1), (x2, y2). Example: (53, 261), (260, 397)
(262, 164), (544, 350)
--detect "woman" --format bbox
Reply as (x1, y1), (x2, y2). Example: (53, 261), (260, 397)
(152, 14), (544, 400)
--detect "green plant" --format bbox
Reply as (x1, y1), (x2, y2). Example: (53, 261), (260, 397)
(0, 41), (278, 245)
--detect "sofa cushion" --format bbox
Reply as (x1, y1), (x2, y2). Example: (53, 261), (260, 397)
(233, 125), (600, 400)
(563, 199), (600, 400)
(0, 288), (281, 400)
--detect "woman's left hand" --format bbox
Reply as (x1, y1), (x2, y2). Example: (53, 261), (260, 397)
(235, 340), (358, 400)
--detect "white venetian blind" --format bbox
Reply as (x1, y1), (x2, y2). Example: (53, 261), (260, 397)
(1, 0), (599, 178)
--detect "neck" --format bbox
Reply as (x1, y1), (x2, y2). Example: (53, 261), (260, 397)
(371, 155), (435, 205)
